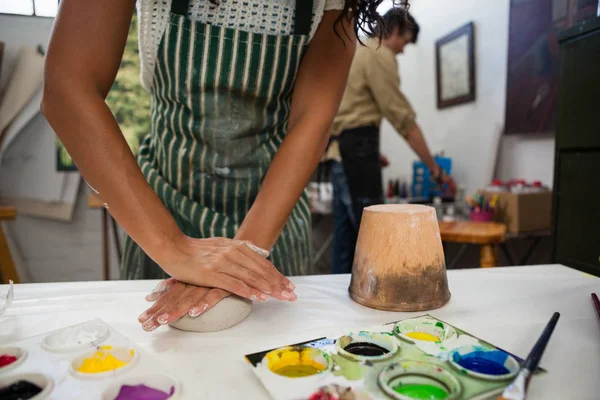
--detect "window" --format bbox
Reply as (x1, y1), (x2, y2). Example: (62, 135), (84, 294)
(0, 0), (59, 17)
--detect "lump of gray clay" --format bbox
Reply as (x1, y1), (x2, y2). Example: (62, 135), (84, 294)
(169, 296), (252, 332)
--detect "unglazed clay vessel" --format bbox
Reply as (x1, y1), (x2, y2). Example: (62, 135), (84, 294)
(349, 204), (451, 311)
(169, 296), (252, 332)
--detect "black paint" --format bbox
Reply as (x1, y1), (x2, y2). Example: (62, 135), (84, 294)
(0, 380), (43, 400)
(344, 342), (389, 357)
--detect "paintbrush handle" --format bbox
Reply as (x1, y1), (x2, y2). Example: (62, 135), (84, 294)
(524, 312), (560, 371)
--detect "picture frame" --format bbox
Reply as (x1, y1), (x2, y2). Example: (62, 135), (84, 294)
(435, 22), (476, 109)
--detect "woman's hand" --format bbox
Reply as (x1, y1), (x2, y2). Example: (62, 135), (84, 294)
(159, 236), (296, 302)
(138, 279), (232, 332)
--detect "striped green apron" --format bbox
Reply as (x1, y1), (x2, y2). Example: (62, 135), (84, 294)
(121, 0), (314, 279)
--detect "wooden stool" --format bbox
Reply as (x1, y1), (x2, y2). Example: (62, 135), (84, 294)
(439, 221), (507, 268)
(88, 193), (122, 280)
(0, 206), (19, 283)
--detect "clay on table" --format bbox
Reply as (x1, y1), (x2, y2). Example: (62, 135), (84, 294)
(169, 296), (252, 332)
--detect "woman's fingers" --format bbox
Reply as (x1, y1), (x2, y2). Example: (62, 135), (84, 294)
(189, 288), (230, 317)
(154, 287), (210, 325)
(209, 273), (265, 302)
(145, 277), (178, 302)
(139, 281), (186, 329)
(236, 244), (296, 298)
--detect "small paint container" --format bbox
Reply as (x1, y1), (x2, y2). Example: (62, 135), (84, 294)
(393, 317), (456, 344)
(0, 346), (28, 374)
(101, 373), (180, 400)
(70, 346), (138, 379)
(43, 323), (109, 353)
(335, 332), (399, 362)
(378, 360), (462, 400)
(0, 373), (54, 400)
(448, 346), (519, 381)
(262, 346), (332, 379)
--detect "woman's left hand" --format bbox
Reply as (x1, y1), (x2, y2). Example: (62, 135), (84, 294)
(138, 278), (231, 332)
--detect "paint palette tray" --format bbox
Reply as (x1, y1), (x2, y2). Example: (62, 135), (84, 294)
(0, 319), (179, 399)
(245, 315), (545, 400)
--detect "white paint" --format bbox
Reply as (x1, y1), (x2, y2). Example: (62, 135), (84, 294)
(380, 0), (555, 194)
(43, 323), (109, 352)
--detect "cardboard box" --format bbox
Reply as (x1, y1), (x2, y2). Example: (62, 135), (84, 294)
(482, 191), (552, 233)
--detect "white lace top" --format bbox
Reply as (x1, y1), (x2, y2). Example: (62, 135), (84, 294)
(137, 0), (345, 90)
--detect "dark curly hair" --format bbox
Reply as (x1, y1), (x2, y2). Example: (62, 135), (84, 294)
(336, 0), (411, 42)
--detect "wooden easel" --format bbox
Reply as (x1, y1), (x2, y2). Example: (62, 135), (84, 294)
(0, 206), (19, 284)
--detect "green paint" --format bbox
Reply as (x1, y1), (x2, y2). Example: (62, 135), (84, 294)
(435, 322), (444, 329)
(393, 384), (448, 399)
(440, 347), (447, 351)
(460, 369), (467, 375)
(331, 354), (363, 381)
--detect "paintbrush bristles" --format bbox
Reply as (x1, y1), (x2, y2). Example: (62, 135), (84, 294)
(349, 204), (451, 311)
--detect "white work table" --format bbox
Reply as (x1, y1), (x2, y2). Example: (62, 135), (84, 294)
(1, 264), (599, 399)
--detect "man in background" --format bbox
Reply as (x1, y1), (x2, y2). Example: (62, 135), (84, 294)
(326, 8), (456, 274)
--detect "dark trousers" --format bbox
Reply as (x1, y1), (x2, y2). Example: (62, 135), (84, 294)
(331, 125), (384, 274)
(332, 161), (358, 275)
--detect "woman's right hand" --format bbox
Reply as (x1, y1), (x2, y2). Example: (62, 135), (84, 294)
(158, 235), (296, 302)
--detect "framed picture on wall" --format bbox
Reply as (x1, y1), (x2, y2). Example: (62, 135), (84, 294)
(435, 22), (476, 109)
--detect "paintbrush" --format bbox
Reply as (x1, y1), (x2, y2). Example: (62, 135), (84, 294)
(592, 293), (600, 321)
(497, 312), (560, 400)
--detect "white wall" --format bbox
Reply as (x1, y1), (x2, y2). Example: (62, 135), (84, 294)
(380, 0), (555, 193)
(0, 14), (121, 282)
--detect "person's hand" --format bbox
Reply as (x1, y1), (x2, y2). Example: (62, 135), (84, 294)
(159, 236), (296, 303)
(380, 154), (390, 168)
(138, 278), (231, 332)
(442, 174), (457, 196)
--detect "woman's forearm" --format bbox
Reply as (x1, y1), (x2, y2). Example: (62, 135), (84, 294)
(235, 11), (356, 250)
(41, 0), (182, 270)
(234, 118), (330, 249)
(42, 87), (182, 267)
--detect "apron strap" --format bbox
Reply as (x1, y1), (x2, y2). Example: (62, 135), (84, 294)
(171, 0), (191, 16)
(171, 0), (313, 35)
(294, 0), (314, 36)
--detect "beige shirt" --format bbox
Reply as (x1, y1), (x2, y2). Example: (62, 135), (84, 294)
(325, 39), (417, 161)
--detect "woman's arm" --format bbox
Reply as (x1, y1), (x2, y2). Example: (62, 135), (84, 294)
(235, 11), (356, 250)
(41, 0), (292, 300)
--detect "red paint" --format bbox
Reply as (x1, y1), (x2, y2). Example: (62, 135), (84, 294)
(0, 355), (17, 368)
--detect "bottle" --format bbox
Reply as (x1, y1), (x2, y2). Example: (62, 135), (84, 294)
(529, 180), (547, 193)
(400, 181), (408, 199)
(387, 180), (394, 199)
(485, 179), (506, 193)
(394, 180), (401, 197)
(510, 179), (527, 194)
(433, 196), (443, 220)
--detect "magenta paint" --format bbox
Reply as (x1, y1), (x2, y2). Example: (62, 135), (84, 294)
(114, 384), (174, 400)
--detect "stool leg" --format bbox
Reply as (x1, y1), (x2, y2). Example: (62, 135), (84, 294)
(480, 244), (498, 268)
(0, 224), (20, 283)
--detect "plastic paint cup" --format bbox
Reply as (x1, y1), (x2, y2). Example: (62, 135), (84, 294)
(378, 361), (462, 400)
(0, 373), (54, 400)
(448, 346), (519, 381)
(0, 346), (27, 374)
(263, 346), (331, 378)
(335, 332), (399, 363)
(393, 317), (456, 344)
(43, 323), (109, 353)
(101, 373), (180, 400)
(70, 346), (138, 380)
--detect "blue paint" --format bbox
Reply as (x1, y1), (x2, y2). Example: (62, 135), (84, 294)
(453, 350), (510, 376)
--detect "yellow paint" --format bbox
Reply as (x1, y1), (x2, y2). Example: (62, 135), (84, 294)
(77, 346), (132, 374)
(266, 348), (326, 378)
(405, 332), (441, 342)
